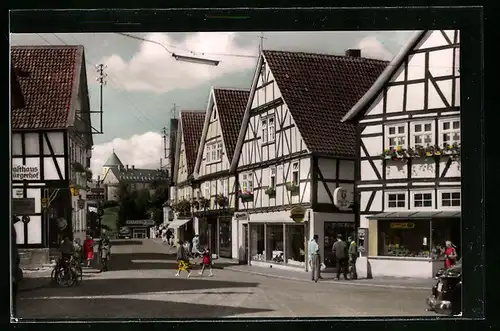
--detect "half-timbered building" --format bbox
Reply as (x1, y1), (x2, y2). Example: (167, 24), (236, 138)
(11, 46), (94, 263)
(230, 49), (388, 270)
(192, 88), (249, 257)
(341, 30), (461, 278)
(169, 111), (205, 243)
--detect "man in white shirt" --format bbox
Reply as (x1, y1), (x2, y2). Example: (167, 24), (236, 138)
(308, 234), (321, 282)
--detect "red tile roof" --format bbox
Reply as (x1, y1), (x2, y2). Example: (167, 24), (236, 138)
(10, 66), (25, 110)
(180, 111), (205, 175)
(263, 50), (389, 157)
(213, 88), (250, 161)
(10, 45), (83, 130)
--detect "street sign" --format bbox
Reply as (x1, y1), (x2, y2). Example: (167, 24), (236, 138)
(12, 198), (35, 215)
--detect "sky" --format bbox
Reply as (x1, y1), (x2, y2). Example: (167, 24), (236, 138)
(10, 31), (414, 177)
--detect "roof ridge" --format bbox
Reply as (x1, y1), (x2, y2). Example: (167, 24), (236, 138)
(213, 87), (251, 92)
(263, 49), (389, 63)
(11, 45), (83, 49)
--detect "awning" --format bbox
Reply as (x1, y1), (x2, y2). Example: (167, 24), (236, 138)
(366, 211), (461, 220)
(167, 218), (191, 229)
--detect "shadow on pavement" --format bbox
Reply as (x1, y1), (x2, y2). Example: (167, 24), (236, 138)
(19, 277), (260, 297)
(19, 297), (272, 319)
(110, 240), (144, 246)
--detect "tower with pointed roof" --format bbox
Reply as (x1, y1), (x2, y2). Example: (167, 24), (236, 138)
(102, 150), (124, 179)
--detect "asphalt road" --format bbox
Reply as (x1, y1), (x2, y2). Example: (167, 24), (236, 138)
(17, 239), (436, 319)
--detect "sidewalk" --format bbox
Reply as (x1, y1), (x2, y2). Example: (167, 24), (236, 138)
(225, 264), (434, 290)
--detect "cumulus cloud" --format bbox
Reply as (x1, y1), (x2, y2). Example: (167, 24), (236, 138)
(356, 36), (395, 61)
(91, 131), (165, 178)
(100, 32), (258, 93)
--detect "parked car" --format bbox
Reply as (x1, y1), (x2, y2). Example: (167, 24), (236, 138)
(118, 227), (132, 239)
(426, 258), (462, 315)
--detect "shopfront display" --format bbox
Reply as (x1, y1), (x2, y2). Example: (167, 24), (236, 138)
(250, 224), (265, 261)
(266, 224), (284, 263)
(285, 224), (305, 266)
(218, 217), (232, 258)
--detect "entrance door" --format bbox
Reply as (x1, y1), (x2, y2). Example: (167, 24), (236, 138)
(323, 222), (356, 268)
(133, 228), (147, 239)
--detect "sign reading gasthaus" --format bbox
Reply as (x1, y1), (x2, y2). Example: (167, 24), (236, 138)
(12, 165), (40, 180)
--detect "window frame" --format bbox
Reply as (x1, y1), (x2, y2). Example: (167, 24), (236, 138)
(411, 190), (434, 209)
(205, 144), (211, 163)
(439, 189), (461, 209)
(204, 182), (210, 198)
(216, 142), (223, 161)
(410, 121), (434, 148)
(291, 162), (299, 185)
(385, 123), (408, 150)
(438, 117), (461, 148)
(261, 115), (276, 144)
(261, 118), (268, 144)
(385, 191), (408, 210)
(241, 172), (253, 192)
(269, 167), (276, 188)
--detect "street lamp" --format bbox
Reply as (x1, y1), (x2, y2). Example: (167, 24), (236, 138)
(172, 53), (220, 66)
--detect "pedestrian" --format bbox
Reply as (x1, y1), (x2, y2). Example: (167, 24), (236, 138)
(169, 234), (175, 246)
(59, 236), (74, 270)
(83, 234), (94, 267)
(175, 240), (192, 278)
(347, 236), (358, 280)
(184, 239), (191, 254)
(199, 245), (214, 277)
(99, 230), (112, 272)
(161, 227), (167, 243)
(332, 234), (349, 280)
(11, 223), (20, 318)
(308, 234), (321, 282)
(443, 240), (458, 269)
(73, 238), (83, 264)
(191, 234), (201, 257)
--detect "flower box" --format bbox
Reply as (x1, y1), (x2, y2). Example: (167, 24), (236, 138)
(239, 190), (254, 202)
(265, 187), (276, 197)
(285, 182), (299, 194)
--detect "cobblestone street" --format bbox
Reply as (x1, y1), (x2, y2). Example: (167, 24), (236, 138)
(18, 239), (435, 319)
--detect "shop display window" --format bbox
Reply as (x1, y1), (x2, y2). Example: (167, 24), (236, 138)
(430, 218), (461, 260)
(378, 220), (430, 257)
(323, 222), (355, 267)
(250, 224), (265, 261)
(266, 224), (284, 263)
(218, 218), (232, 258)
(285, 225), (305, 266)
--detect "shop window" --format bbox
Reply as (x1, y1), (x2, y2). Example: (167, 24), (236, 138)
(265, 224), (284, 263)
(323, 222), (356, 268)
(285, 225), (305, 266)
(386, 124), (407, 149)
(387, 192), (407, 209)
(413, 192), (433, 208)
(250, 224), (265, 261)
(411, 121), (433, 148)
(377, 220), (430, 258)
(441, 191), (461, 207)
(430, 218), (461, 260)
(218, 218), (232, 258)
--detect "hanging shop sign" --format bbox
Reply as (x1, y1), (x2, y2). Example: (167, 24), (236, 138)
(290, 206), (306, 223)
(390, 222), (415, 229)
(14, 189), (24, 198)
(234, 212), (249, 221)
(22, 215), (31, 224)
(333, 187), (353, 210)
(12, 165), (40, 181)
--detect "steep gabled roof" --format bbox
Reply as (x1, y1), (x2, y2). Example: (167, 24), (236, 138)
(10, 45), (84, 130)
(11, 65), (26, 109)
(341, 31), (426, 122)
(262, 49), (389, 157)
(104, 151), (124, 167)
(213, 88), (249, 161)
(180, 111), (205, 175)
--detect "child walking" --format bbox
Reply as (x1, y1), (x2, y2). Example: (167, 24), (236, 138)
(199, 246), (214, 277)
(83, 235), (94, 267)
(175, 240), (192, 278)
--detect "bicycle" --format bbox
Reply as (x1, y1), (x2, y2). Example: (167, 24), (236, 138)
(51, 257), (79, 287)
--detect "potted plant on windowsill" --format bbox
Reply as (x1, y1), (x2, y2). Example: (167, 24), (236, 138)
(265, 187), (276, 197)
(216, 194), (228, 207)
(285, 182), (299, 194)
(442, 142), (461, 159)
(198, 197), (210, 210)
(381, 146), (408, 161)
(239, 190), (254, 202)
(191, 199), (200, 210)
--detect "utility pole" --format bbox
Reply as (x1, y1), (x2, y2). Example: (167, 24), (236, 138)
(162, 126), (168, 159)
(95, 64), (107, 134)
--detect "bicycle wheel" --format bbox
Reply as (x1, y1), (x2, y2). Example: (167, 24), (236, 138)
(73, 265), (83, 283)
(50, 268), (57, 284)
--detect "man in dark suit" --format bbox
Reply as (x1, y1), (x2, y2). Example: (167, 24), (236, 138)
(332, 234), (349, 280)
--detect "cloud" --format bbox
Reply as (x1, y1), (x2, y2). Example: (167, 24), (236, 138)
(100, 32), (258, 93)
(91, 131), (165, 178)
(356, 36), (395, 61)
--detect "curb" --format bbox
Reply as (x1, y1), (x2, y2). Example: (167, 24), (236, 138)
(226, 267), (429, 291)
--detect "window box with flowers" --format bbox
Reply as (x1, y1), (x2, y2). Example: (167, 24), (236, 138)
(441, 142), (461, 159)
(265, 187), (276, 197)
(216, 194), (228, 207)
(239, 190), (254, 203)
(409, 145), (443, 159)
(380, 145), (410, 161)
(285, 182), (299, 194)
(198, 197), (210, 210)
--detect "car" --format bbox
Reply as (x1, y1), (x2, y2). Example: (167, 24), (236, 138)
(426, 258), (462, 316)
(118, 227), (132, 239)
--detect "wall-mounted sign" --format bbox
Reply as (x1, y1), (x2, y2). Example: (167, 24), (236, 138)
(333, 187), (353, 210)
(234, 212), (249, 221)
(22, 215), (30, 224)
(390, 222), (415, 229)
(12, 165), (40, 180)
(14, 189), (23, 198)
(12, 198), (35, 215)
(357, 228), (367, 240)
(290, 206), (306, 223)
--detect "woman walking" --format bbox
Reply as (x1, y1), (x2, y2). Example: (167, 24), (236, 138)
(175, 240), (192, 278)
(83, 234), (94, 267)
(199, 246), (214, 277)
(443, 240), (458, 269)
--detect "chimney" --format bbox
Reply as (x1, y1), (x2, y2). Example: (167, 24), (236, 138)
(132, 165), (135, 170)
(126, 165), (129, 170)
(345, 49), (361, 58)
